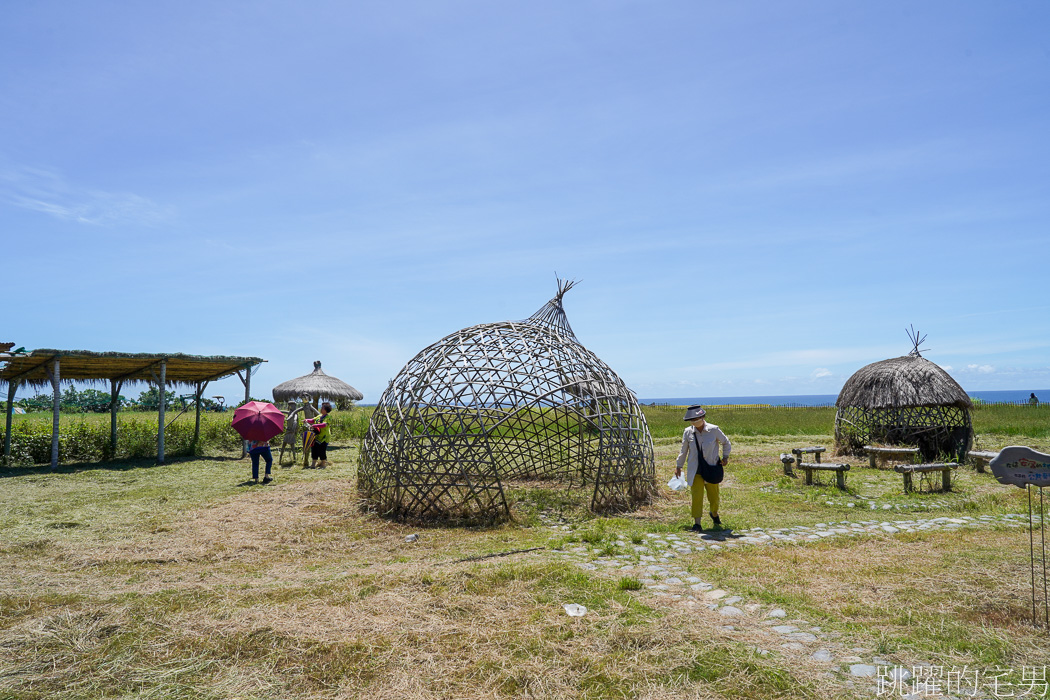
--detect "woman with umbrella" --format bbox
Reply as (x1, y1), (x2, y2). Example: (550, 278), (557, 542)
(231, 401), (286, 484)
(248, 439), (274, 484)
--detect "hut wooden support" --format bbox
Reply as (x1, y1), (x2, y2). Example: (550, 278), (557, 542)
(192, 380), (209, 449)
(150, 362), (167, 464)
(45, 359), (60, 471)
(4, 379), (19, 465)
(109, 379), (123, 457)
(236, 368), (252, 457)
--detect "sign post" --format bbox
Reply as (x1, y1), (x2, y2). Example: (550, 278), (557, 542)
(990, 446), (1050, 629)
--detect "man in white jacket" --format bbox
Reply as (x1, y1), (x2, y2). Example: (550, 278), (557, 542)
(674, 405), (731, 531)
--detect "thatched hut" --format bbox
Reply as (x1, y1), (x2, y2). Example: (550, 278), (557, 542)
(1, 349), (264, 468)
(272, 361), (363, 409)
(359, 280), (656, 524)
(834, 342), (973, 460)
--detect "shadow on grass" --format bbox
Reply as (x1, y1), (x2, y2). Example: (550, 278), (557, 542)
(0, 453), (243, 478)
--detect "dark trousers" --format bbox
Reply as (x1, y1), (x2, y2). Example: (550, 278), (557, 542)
(311, 441), (328, 460)
(250, 446), (273, 479)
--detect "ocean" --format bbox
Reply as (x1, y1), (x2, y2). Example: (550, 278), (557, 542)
(639, 389), (1050, 407)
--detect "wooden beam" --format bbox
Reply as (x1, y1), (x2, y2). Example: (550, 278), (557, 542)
(113, 359), (166, 384)
(156, 361), (166, 464)
(193, 380), (209, 449)
(2, 356), (52, 383)
(3, 380), (17, 466)
(237, 367), (251, 457)
(45, 358), (60, 471)
(196, 365), (248, 383)
(110, 379), (123, 458)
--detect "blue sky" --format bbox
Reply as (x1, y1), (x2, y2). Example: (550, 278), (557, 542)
(3, 1), (1049, 403)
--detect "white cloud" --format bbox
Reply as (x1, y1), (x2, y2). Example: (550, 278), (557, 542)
(811, 367), (832, 379)
(967, 364), (996, 374)
(0, 163), (173, 226)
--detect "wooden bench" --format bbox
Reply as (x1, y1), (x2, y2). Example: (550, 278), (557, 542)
(967, 450), (999, 474)
(894, 462), (958, 493)
(798, 461), (850, 489)
(792, 447), (826, 464)
(863, 445), (920, 468)
(779, 453), (796, 476)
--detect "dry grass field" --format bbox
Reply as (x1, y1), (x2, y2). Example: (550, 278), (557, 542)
(1, 407), (1048, 699)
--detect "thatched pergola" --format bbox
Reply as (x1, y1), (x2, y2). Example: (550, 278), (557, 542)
(834, 334), (973, 460)
(359, 280), (656, 524)
(271, 361), (363, 409)
(1, 349), (265, 468)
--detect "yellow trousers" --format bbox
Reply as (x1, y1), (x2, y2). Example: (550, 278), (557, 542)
(690, 478), (719, 520)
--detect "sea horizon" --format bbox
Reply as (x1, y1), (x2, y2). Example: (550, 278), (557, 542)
(638, 389), (1050, 407)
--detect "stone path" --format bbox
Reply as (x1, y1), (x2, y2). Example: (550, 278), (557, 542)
(540, 512), (1037, 699)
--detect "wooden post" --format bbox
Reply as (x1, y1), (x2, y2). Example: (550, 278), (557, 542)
(903, 471), (913, 493)
(47, 358), (60, 471)
(836, 470), (846, 490)
(869, 452), (877, 469)
(109, 379), (122, 459)
(942, 468), (951, 492)
(193, 380), (208, 451)
(4, 380), (18, 465)
(805, 468), (813, 485)
(237, 367), (252, 457)
(157, 360), (166, 464)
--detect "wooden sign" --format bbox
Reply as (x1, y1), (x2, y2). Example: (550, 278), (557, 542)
(990, 446), (1050, 488)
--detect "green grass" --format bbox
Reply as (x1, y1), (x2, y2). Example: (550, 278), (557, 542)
(2, 405), (1049, 698)
(643, 405), (839, 438)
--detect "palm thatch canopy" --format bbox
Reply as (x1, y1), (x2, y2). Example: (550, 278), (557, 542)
(271, 361), (364, 406)
(0, 349), (264, 390)
(359, 279), (656, 524)
(2, 348), (265, 469)
(835, 349), (973, 460)
(836, 354), (972, 410)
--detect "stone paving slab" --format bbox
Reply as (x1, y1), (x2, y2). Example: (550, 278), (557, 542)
(539, 510), (1031, 698)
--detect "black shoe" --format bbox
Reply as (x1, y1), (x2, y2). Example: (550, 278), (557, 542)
(710, 514), (723, 529)
(262, 476), (273, 484)
(690, 522), (703, 532)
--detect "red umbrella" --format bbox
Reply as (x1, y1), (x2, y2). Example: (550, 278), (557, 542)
(231, 401), (285, 441)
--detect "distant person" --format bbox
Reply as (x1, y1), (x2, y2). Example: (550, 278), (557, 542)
(247, 439), (273, 484)
(1030, 393), (1040, 406)
(306, 402), (333, 468)
(674, 405), (732, 531)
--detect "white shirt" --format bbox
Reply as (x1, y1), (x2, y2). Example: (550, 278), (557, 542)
(675, 422), (731, 486)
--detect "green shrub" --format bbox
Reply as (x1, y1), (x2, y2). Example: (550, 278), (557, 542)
(0, 407), (377, 466)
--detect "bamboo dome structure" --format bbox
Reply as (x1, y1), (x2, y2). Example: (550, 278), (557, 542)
(834, 330), (973, 460)
(272, 361), (363, 408)
(359, 280), (656, 523)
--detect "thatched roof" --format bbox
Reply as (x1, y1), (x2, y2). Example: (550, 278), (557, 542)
(272, 361), (363, 403)
(0, 349), (264, 390)
(836, 354), (971, 410)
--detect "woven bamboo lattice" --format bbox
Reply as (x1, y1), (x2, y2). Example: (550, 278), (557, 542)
(834, 330), (973, 460)
(359, 281), (656, 523)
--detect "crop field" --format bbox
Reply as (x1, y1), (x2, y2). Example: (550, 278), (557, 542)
(1, 404), (1048, 699)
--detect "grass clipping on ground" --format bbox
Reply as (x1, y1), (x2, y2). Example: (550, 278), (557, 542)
(1, 422), (1049, 699)
(0, 477), (819, 700)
